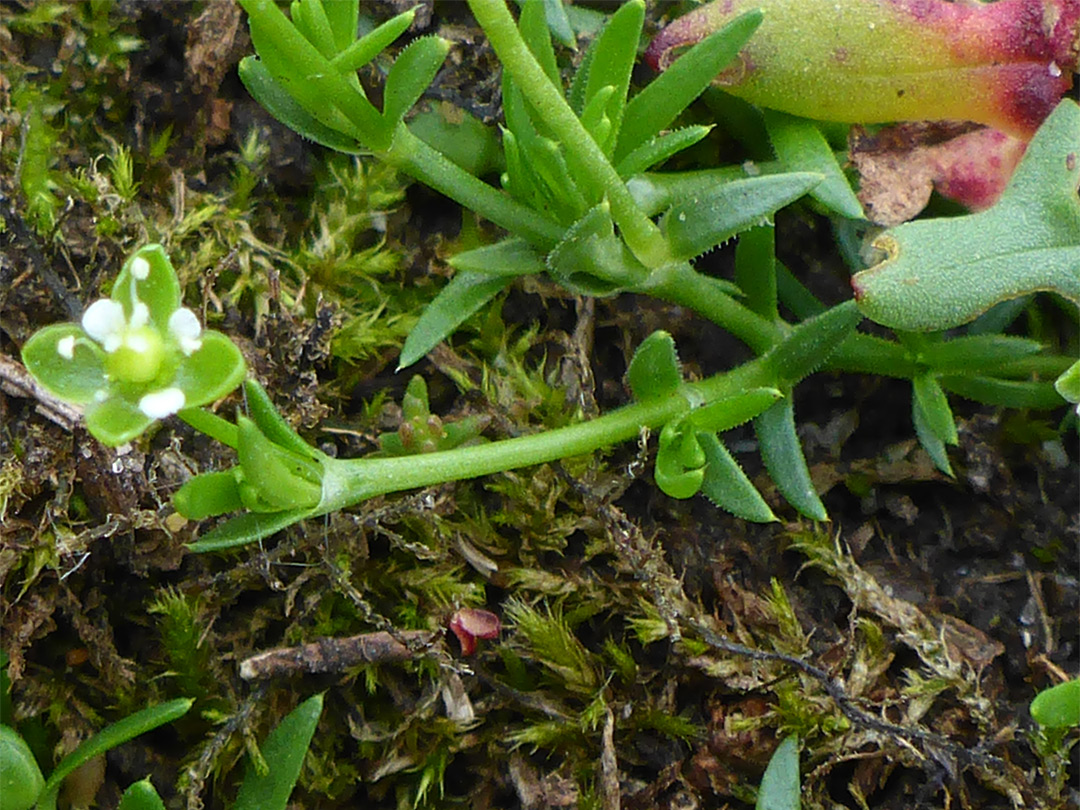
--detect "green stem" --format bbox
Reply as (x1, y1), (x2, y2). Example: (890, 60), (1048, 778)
(467, 0), (669, 267)
(318, 356), (769, 512)
(384, 126), (564, 249)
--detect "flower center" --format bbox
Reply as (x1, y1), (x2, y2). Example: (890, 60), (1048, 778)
(106, 325), (165, 383)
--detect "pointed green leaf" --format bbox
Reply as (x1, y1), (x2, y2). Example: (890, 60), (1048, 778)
(627, 331), (682, 402)
(547, 203), (649, 295)
(173, 470), (245, 521)
(21, 324), (107, 404)
(689, 387), (783, 433)
(581, 0), (643, 154)
(84, 397), (155, 446)
(37, 700), (193, 810)
(735, 225), (778, 321)
(853, 99), (1080, 331)
(239, 57), (365, 153)
(755, 398), (827, 521)
(237, 415), (322, 511)
(399, 271), (517, 370)
(1030, 680), (1080, 729)
(448, 238), (548, 277)
(383, 36), (450, 126)
(113, 244), (181, 328)
(519, 0), (559, 86)
(615, 125), (712, 178)
(918, 335), (1044, 374)
(117, 778), (166, 810)
(173, 330), (246, 408)
(329, 8), (415, 72)
(234, 693), (324, 810)
(243, 379), (319, 458)
(1055, 360), (1080, 405)
(540, 0), (576, 48)
(912, 388), (953, 476)
(912, 372), (958, 447)
(617, 10), (762, 162)
(187, 508), (315, 552)
(321, 0), (357, 54)
(291, 0), (335, 58)
(763, 110), (863, 220)
(662, 173), (822, 261)
(939, 375), (1065, 409)
(761, 300), (862, 387)
(699, 433), (776, 522)
(756, 735), (800, 810)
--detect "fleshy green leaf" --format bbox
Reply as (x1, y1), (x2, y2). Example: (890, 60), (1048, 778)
(912, 372), (958, 447)
(939, 375), (1065, 409)
(617, 10), (762, 163)
(84, 397), (156, 447)
(399, 271), (517, 370)
(236, 416), (322, 512)
(761, 300), (863, 387)
(172, 331), (246, 408)
(187, 508), (315, 553)
(615, 125), (713, 178)
(328, 8), (415, 72)
(662, 172), (822, 261)
(756, 735), (800, 810)
(917, 335), (1044, 374)
(755, 398), (827, 521)
(117, 778), (166, 810)
(699, 433), (776, 522)
(239, 57), (366, 153)
(37, 700), (193, 810)
(735, 225), (778, 321)
(547, 203), (649, 294)
(627, 331), (682, 402)
(1030, 679), (1080, 729)
(763, 110), (863, 220)
(1055, 359), (1080, 405)
(688, 387), (783, 433)
(655, 420), (706, 499)
(383, 36), (450, 126)
(1, 724), (45, 810)
(853, 99), (1080, 331)
(321, 0), (357, 54)
(912, 388), (953, 476)
(519, 0), (559, 86)
(21, 324), (107, 404)
(244, 379), (319, 458)
(173, 470), (245, 520)
(234, 694), (324, 810)
(581, 0), (643, 154)
(448, 238), (548, 277)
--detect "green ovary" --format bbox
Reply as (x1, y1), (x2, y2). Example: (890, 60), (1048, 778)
(106, 326), (165, 383)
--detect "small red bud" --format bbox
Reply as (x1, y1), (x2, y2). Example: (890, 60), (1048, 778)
(448, 608), (501, 655)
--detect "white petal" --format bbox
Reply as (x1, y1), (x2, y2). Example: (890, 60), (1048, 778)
(130, 255), (151, 280)
(168, 308), (203, 355)
(138, 388), (186, 418)
(82, 299), (126, 348)
(58, 336), (76, 359)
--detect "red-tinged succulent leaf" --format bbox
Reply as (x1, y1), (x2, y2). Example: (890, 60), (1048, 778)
(646, 0), (1078, 139)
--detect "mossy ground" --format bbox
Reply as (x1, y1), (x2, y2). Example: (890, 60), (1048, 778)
(1, 3), (1076, 809)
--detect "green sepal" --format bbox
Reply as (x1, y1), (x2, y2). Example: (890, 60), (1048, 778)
(547, 202), (649, 295)
(912, 372), (958, 447)
(615, 125), (712, 178)
(236, 415), (322, 511)
(661, 172), (822, 261)
(114, 245), (181, 328)
(655, 420), (706, 499)
(688, 387), (783, 433)
(698, 433), (776, 523)
(243, 379), (319, 459)
(117, 778), (166, 810)
(1, 724), (45, 810)
(173, 470), (245, 521)
(627, 331), (682, 402)
(187, 508), (315, 553)
(328, 7), (415, 72)
(238, 57), (365, 153)
(755, 397), (827, 521)
(234, 693), (324, 810)
(21, 323), (107, 404)
(84, 397), (155, 447)
(1030, 679), (1080, 729)
(383, 36), (450, 126)
(173, 330), (247, 408)
(617, 10), (762, 163)
(1055, 359), (1080, 405)
(763, 110), (863, 220)
(581, 0), (644, 154)
(912, 388), (953, 476)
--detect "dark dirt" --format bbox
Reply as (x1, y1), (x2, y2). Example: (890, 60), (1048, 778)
(1, 3), (1077, 810)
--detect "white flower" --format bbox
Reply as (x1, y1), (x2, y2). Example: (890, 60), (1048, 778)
(138, 387), (186, 418)
(82, 299), (127, 353)
(130, 255), (151, 280)
(168, 308), (203, 355)
(57, 336), (76, 359)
